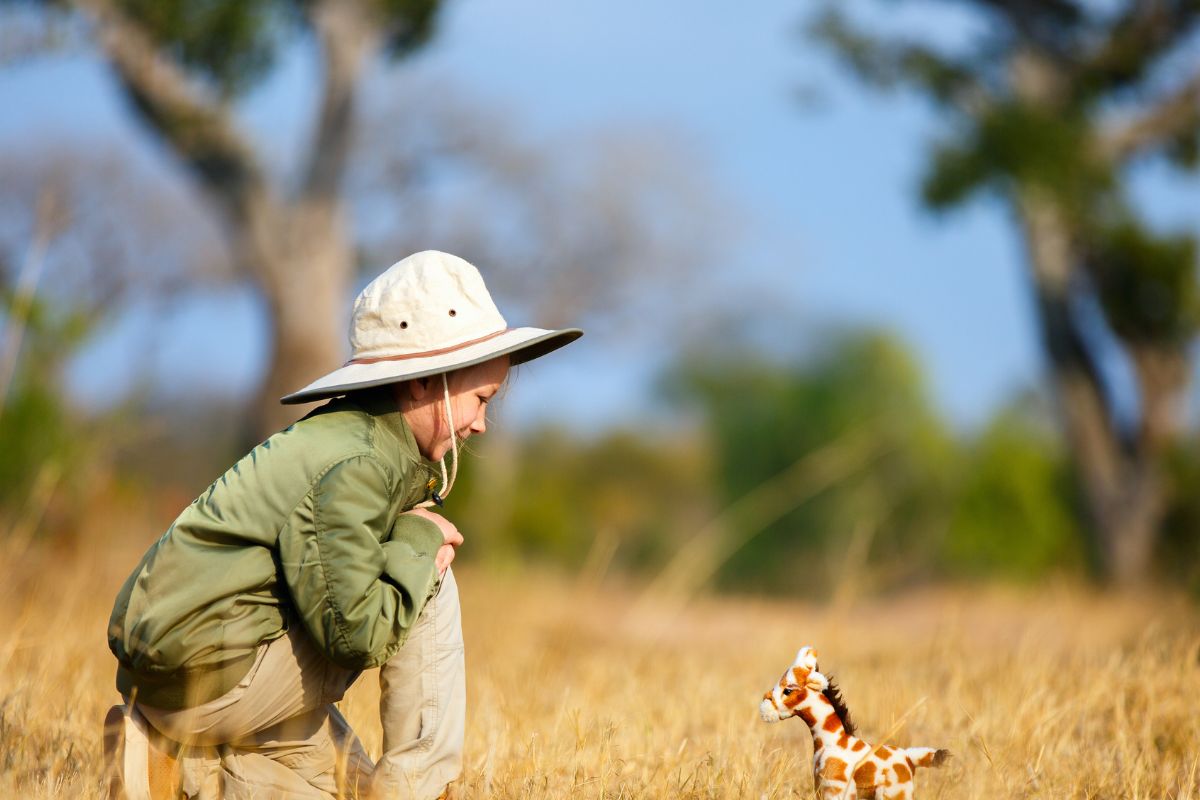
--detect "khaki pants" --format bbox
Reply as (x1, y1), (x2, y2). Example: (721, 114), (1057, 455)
(136, 568), (465, 800)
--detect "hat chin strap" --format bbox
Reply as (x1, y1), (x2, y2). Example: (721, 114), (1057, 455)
(417, 373), (458, 509)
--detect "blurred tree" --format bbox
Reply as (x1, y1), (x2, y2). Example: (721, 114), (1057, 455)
(0, 226), (103, 535)
(350, 103), (732, 337)
(0, 168), (196, 538)
(1160, 437), (1200, 594)
(0, 288), (97, 526)
(4, 0), (443, 438)
(2, 5), (734, 442)
(812, 1), (1200, 584)
(944, 403), (1083, 580)
(0, 143), (232, 329)
(449, 426), (715, 577)
(666, 332), (959, 597)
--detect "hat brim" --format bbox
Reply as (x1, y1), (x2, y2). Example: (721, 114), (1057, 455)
(279, 327), (583, 405)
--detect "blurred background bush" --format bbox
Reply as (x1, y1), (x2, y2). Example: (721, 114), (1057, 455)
(1, 0), (1198, 597)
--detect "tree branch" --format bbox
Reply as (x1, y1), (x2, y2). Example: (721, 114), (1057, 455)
(301, 0), (383, 203)
(964, 0), (1085, 57)
(1129, 342), (1188, 457)
(1098, 70), (1200, 162)
(1016, 188), (1125, 495)
(70, 0), (269, 225)
(1079, 0), (1200, 94)
(809, 7), (995, 117)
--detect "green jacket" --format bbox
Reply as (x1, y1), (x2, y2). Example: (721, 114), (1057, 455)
(108, 390), (445, 709)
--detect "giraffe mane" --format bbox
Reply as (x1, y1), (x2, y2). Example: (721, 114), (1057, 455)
(821, 675), (857, 736)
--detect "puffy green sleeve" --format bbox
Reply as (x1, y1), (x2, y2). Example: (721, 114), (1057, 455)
(278, 455), (443, 669)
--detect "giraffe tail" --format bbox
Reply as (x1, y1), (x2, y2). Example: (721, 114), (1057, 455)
(904, 747), (951, 769)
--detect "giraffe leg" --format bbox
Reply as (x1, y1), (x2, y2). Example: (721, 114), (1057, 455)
(819, 782), (848, 800)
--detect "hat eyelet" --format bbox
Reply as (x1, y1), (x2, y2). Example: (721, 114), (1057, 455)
(448, 309), (457, 317)
(400, 321), (408, 329)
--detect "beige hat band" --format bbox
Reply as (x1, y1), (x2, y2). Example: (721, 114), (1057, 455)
(347, 328), (511, 366)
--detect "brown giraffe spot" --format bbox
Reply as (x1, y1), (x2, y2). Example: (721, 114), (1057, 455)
(853, 761), (877, 789)
(783, 692), (803, 709)
(876, 745), (894, 758)
(822, 713), (841, 732)
(851, 740), (867, 751)
(793, 667), (808, 683)
(822, 757), (848, 782)
(799, 707), (818, 726)
(894, 762), (911, 782)
(836, 732), (850, 748)
(813, 737), (823, 750)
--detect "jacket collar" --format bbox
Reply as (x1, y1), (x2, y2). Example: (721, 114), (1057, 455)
(341, 388), (441, 506)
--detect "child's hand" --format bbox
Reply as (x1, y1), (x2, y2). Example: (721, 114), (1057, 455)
(435, 544), (456, 575)
(402, 508), (464, 575)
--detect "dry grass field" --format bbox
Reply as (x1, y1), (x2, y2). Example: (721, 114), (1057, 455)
(2, 511), (1199, 799)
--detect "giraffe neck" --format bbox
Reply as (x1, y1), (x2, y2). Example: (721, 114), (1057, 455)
(800, 692), (846, 748)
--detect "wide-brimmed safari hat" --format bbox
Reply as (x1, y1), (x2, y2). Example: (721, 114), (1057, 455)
(280, 250), (582, 405)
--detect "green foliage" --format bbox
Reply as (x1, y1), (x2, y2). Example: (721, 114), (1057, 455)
(2, 291), (93, 356)
(1087, 220), (1199, 345)
(669, 332), (959, 594)
(812, 1), (1200, 585)
(920, 133), (989, 211)
(943, 408), (1083, 579)
(115, 0), (287, 95)
(1160, 438), (1200, 594)
(663, 333), (1098, 592)
(104, 0), (442, 96)
(922, 104), (1113, 214)
(0, 290), (96, 524)
(812, 3), (1197, 224)
(1073, 1), (1200, 102)
(1163, 125), (1200, 170)
(807, 9), (980, 105)
(452, 427), (712, 573)
(373, 0), (441, 57)
(0, 379), (74, 511)
(5, 0), (451, 97)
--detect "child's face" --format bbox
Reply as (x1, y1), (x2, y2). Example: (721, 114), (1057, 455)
(401, 356), (510, 462)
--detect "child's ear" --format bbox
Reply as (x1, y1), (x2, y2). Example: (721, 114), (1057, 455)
(806, 670), (829, 692)
(407, 377), (431, 401)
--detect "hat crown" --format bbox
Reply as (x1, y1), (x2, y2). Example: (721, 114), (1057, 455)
(350, 251), (508, 361)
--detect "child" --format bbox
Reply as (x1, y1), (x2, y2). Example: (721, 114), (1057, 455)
(105, 251), (581, 799)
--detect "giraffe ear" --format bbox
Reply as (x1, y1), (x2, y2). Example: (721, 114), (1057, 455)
(794, 646), (819, 670)
(806, 669), (829, 692)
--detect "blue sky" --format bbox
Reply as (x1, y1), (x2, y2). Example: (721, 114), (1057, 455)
(1, 0), (1197, 431)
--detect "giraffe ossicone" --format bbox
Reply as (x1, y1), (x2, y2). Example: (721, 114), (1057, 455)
(760, 645), (950, 800)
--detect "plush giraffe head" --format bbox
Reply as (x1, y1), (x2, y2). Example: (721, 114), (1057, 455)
(760, 645), (830, 723)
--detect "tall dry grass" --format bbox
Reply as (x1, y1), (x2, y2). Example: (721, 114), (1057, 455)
(2, 508), (1198, 798)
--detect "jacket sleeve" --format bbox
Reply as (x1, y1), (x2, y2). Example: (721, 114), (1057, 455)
(278, 454), (444, 669)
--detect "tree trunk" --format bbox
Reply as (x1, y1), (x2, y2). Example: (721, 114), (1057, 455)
(78, 0), (381, 444)
(1014, 188), (1167, 585)
(244, 0), (378, 441)
(1005, 46), (1176, 586)
(244, 198), (353, 440)
(1099, 475), (1163, 585)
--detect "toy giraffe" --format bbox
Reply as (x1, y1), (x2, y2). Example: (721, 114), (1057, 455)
(759, 646), (949, 800)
